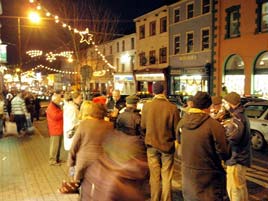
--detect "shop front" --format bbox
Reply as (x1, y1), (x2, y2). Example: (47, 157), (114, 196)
(114, 74), (135, 95)
(168, 65), (210, 96)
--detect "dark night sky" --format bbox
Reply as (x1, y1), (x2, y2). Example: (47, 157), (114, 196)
(0, 0), (175, 67)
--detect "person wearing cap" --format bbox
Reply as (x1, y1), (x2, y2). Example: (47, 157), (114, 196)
(223, 92), (252, 201)
(116, 95), (143, 137)
(210, 96), (230, 122)
(141, 81), (180, 201)
(176, 91), (230, 201)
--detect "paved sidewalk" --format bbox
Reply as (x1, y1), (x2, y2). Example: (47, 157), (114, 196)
(0, 120), (79, 201)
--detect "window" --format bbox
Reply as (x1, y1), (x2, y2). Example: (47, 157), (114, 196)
(139, 52), (146, 66)
(225, 6), (240, 38)
(160, 17), (167, 33)
(174, 36), (180, 54)
(130, 55), (135, 69)
(201, 29), (210, 50)
(187, 3), (194, 19)
(150, 21), (156, 36)
(186, 32), (194, 53)
(117, 42), (119, 52)
(159, 47), (167, 63)
(174, 8), (180, 23)
(139, 25), (145, 39)
(110, 46), (113, 54)
(121, 64), (125, 72)
(131, 37), (135, 49)
(257, 1), (268, 32)
(149, 50), (156, 64)
(202, 0), (210, 14)
(116, 58), (119, 71)
(122, 40), (125, 51)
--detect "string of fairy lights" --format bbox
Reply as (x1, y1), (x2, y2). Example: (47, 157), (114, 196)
(26, 49), (74, 62)
(29, 0), (116, 70)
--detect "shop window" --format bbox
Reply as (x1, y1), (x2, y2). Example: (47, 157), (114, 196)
(225, 54), (244, 71)
(187, 3), (194, 19)
(139, 25), (145, 39)
(117, 42), (119, 52)
(225, 6), (240, 38)
(150, 21), (156, 36)
(122, 40), (125, 51)
(174, 35), (180, 54)
(186, 32), (194, 53)
(201, 29), (210, 51)
(256, 1), (268, 33)
(202, 0), (210, 14)
(160, 17), (167, 33)
(149, 50), (156, 64)
(131, 37), (135, 49)
(139, 52), (147, 66)
(159, 47), (167, 63)
(174, 8), (180, 23)
(110, 45), (113, 54)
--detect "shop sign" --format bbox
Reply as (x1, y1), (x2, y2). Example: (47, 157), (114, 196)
(178, 54), (197, 61)
(0, 44), (7, 63)
(135, 73), (165, 81)
(114, 74), (133, 81)
(184, 67), (205, 74)
(170, 69), (183, 75)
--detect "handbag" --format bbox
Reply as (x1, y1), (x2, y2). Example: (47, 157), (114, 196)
(5, 121), (18, 136)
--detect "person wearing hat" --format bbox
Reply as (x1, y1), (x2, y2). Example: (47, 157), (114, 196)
(141, 81), (180, 201)
(210, 96), (230, 122)
(116, 95), (143, 137)
(176, 91), (230, 201)
(223, 92), (252, 201)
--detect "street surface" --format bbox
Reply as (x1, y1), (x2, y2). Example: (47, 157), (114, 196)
(0, 117), (267, 200)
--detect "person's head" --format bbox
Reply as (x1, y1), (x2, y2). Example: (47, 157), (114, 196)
(223, 92), (241, 110)
(192, 91), (212, 112)
(71, 91), (83, 105)
(186, 95), (194, 108)
(153, 82), (164, 95)
(112, 90), (121, 102)
(88, 102), (107, 119)
(64, 91), (72, 102)
(79, 100), (92, 120)
(211, 96), (222, 112)
(51, 93), (62, 106)
(126, 95), (139, 108)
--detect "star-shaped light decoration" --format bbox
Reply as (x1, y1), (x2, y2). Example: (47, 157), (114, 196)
(79, 28), (93, 44)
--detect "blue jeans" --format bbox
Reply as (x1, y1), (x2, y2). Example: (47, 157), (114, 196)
(147, 147), (174, 201)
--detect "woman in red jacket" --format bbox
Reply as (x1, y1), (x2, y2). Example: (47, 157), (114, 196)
(46, 93), (63, 166)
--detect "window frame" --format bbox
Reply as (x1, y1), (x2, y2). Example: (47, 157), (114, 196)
(174, 35), (181, 54)
(174, 7), (180, 23)
(139, 25), (145, 39)
(187, 2), (194, 19)
(160, 16), (167, 33)
(225, 6), (241, 39)
(159, 47), (167, 63)
(201, 28), (210, 51)
(149, 20), (156, 36)
(186, 32), (194, 53)
(202, 0), (210, 14)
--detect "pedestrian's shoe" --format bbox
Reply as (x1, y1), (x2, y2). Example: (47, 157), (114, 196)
(49, 161), (61, 166)
(58, 180), (80, 194)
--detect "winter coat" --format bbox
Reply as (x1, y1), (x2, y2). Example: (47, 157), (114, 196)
(68, 118), (114, 181)
(46, 102), (63, 136)
(177, 108), (230, 201)
(63, 101), (80, 150)
(141, 94), (180, 153)
(11, 95), (27, 115)
(225, 104), (252, 167)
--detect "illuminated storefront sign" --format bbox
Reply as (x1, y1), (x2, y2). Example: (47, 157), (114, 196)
(135, 73), (165, 81)
(0, 44), (7, 63)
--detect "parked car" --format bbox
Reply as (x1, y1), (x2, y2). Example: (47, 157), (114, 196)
(244, 101), (268, 150)
(240, 96), (267, 105)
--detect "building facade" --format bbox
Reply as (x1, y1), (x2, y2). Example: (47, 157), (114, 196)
(214, 0), (268, 98)
(168, 0), (213, 96)
(134, 5), (169, 93)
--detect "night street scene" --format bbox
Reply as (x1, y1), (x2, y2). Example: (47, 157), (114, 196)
(1, 0), (268, 200)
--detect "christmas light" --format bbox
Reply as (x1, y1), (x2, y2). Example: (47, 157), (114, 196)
(31, 64), (78, 74)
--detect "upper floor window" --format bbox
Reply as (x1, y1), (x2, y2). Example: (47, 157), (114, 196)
(201, 29), (210, 51)
(160, 17), (167, 33)
(187, 3), (194, 19)
(202, 0), (210, 14)
(139, 25), (145, 39)
(174, 8), (180, 23)
(159, 47), (167, 63)
(149, 50), (156, 64)
(174, 36), (180, 54)
(256, 1), (268, 33)
(117, 42), (120, 52)
(150, 21), (156, 36)
(109, 46), (113, 54)
(225, 6), (240, 38)
(131, 37), (135, 49)
(139, 52), (146, 66)
(122, 40), (125, 51)
(186, 32), (194, 53)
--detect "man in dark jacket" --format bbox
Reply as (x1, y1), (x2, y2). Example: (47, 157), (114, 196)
(177, 91), (230, 201)
(141, 82), (180, 201)
(223, 92), (252, 201)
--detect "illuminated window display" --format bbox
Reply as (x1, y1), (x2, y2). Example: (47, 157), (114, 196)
(254, 52), (268, 98)
(224, 54), (245, 95)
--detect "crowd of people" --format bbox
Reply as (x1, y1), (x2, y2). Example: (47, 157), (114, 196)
(44, 82), (251, 201)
